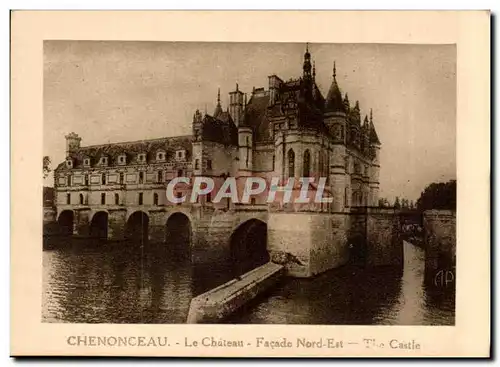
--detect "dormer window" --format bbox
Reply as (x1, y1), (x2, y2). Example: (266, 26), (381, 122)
(156, 151), (166, 161)
(100, 156), (108, 166)
(66, 159), (73, 168)
(175, 150), (186, 161)
(138, 153), (147, 163)
(83, 158), (90, 167)
(117, 154), (127, 165)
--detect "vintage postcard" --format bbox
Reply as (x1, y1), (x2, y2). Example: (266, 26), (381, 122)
(11, 11), (490, 357)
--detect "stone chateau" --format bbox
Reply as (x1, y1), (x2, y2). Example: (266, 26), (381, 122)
(53, 46), (388, 278)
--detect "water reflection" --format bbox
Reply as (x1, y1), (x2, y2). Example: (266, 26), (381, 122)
(43, 239), (455, 325)
(226, 242), (455, 325)
(42, 239), (231, 324)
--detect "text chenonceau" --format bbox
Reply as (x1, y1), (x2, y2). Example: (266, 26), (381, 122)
(67, 336), (421, 350)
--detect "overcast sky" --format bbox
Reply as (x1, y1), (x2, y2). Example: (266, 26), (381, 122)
(44, 41), (456, 202)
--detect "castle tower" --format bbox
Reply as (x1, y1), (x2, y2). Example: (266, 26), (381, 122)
(324, 61), (347, 212)
(369, 109), (381, 206)
(362, 115), (370, 154)
(65, 132), (81, 156)
(229, 83), (244, 127)
(324, 61), (347, 140)
(192, 109), (204, 176)
(303, 43), (312, 80)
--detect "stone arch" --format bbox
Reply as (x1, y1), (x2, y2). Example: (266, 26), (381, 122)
(287, 148), (295, 178)
(89, 211), (108, 240)
(229, 219), (269, 278)
(125, 209), (150, 222)
(89, 209), (109, 223)
(165, 212), (192, 259)
(57, 210), (74, 236)
(165, 207), (194, 224)
(125, 211), (149, 244)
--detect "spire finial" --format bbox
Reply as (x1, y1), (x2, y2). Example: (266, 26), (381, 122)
(312, 60), (316, 79)
(370, 108), (373, 123)
(236, 83), (239, 92)
(333, 61), (337, 79)
(217, 88), (221, 105)
(306, 42), (309, 53)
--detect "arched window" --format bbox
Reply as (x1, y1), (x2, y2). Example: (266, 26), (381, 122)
(67, 175), (71, 187)
(114, 193), (119, 205)
(101, 193), (106, 205)
(318, 151), (324, 177)
(138, 192), (143, 205)
(79, 194), (84, 205)
(101, 173), (106, 185)
(303, 150), (311, 177)
(325, 153), (330, 183)
(158, 170), (163, 183)
(287, 149), (295, 178)
(153, 193), (158, 206)
(139, 172), (144, 184)
(66, 193), (71, 204)
(354, 162), (361, 175)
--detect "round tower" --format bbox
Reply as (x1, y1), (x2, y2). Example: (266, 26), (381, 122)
(368, 109), (381, 206)
(323, 61), (347, 212)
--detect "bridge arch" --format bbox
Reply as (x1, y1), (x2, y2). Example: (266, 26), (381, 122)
(125, 211), (149, 244)
(165, 212), (192, 259)
(57, 210), (74, 236)
(89, 211), (108, 240)
(229, 218), (269, 277)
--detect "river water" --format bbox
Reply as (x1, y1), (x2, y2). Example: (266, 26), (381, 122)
(42, 240), (455, 325)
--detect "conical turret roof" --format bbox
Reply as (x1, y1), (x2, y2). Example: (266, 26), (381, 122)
(325, 61), (345, 113)
(369, 109), (381, 145)
(213, 88), (223, 118)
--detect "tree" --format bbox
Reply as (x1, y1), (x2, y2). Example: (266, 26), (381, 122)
(416, 180), (456, 211)
(394, 196), (401, 209)
(43, 156), (51, 179)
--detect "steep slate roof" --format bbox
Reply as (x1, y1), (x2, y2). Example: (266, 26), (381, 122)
(55, 135), (193, 171)
(325, 77), (344, 113)
(370, 121), (381, 145)
(243, 93), (271, 141)
(200, 114), (238, 146)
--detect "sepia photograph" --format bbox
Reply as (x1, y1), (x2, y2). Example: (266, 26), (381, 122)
(42, 41), (456, 326)
(10, 10), (490, 357)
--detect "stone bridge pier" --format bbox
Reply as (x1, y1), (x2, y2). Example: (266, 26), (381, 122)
(55, 204), (404, 279)
(348, 207), (404, 270)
